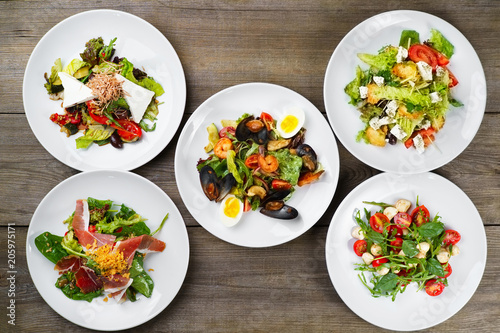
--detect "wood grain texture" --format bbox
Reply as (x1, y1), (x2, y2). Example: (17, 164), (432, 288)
(0, 0), (499, 332)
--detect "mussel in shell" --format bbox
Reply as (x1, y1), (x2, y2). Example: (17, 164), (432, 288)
(199, 165), (236, 202)
(235, 116), (269, 145)
(260, 200), (299, 220)
(217, 173), (236, 203)
(295, 143), (318, 172)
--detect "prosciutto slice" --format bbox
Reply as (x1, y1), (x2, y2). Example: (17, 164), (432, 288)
(114, 234), (166, 265)
(72, 199), (116, 248)
(54, 255), (83, 274)
(75, 266), (103, 293)
(101, 274), (133, 303)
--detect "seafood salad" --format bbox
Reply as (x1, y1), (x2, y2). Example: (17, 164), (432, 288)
(197, 108), (325, 226)
(43, 37), (164, 149)
(34, 198), (168, 303)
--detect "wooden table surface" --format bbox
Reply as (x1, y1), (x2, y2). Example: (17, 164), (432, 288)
(1, 1), (499, 332)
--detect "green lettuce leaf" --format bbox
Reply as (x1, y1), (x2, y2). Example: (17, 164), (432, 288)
(75, 125), (115, 149)
(129, 255), (154, 298)
(345, 66), (365, 105)
(368, 85), (432, 106)
(63, 58), (89, 76)
(399, 30), (420, 48)
(34, 232), (69, 264)
(429, 29), (454, 58)
(226, 150), (243, 184)
(357, 47), (398, 71)
(268, 149), (303, 186)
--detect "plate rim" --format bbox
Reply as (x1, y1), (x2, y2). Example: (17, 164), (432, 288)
(174, 81), (340, 248)
(25, 169), (190, 331)
(22, 9), (187, 171)
(323, 9), (487, 174)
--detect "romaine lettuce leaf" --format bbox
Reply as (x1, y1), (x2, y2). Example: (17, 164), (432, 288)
(137, 77), (164, 96)
(345, 66), (366, 105)
(368, 85), (431, 106)
(268, 149), (303, 186)
(75, 125), (115, 149)
(399, 30), (420, 48)
(63, 59), (89, 76)
(429, 29), (454, 58)
(358, 47), (398, 71)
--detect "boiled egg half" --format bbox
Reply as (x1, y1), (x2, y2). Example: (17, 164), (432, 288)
(276, 106), (305, 139)
(219, 195), (243, 227)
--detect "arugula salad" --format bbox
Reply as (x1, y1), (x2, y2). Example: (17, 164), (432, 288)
(197, 108), (324, 226)
(350, 198), (461, 301)
(35, 198), (168, 303)
(44, 37), (164, 149)
(345, 29), (462, 153)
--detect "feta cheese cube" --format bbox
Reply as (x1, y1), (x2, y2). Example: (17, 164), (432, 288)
(419, 119), (431, 130)
(359, 86), (368, 99)
(384, 100), (398, 117)
(373, 76), (385, 87)
(413, 134), (425, 154)
(369, 116), (393, 130)
(435, 66), (445, 77)
(429, 92), (442, 103)
(390, 124), (407, 141)
(416, 61), (433, 81)
(396, 46), (408, 63)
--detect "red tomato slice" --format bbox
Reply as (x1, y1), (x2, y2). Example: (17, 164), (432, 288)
(372, 256), (388, 268)
(443, 229), (461, 245)
(369, 213), (390, 233)
(219, 126), (236, 139)
(243, 197), (252, 212)
(411, 205), (430, 227)
(390, 237), (403, 252)
(114, 119), (142, 141)
(440, 263), (452, 278)
(244, 154), (260, 169)
(394, 212), (412, 229)
(408, 44), (438, 69)
(271, 179), (292, 190)
(425, 279), (445, 296)
(353, 240), (367, 257)
(260, 112), (274, 130)
(445, 67), (459, 87)
(435, 52), (450, 66)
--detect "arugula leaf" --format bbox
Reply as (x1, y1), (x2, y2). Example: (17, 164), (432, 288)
(402, 240), (419, 258)
(151, 213), (169, 236)
(34, 232), (68, 264)
(362, 201), (393, 209)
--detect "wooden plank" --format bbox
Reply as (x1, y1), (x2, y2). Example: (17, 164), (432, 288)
(4, 225), (499, 332)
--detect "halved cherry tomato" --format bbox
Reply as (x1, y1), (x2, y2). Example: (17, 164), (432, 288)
(372, 256), (388, 268)
(115, 227), (123, 233)
(446, 67), (459, 87)
(260, 112), (274, 131)
(88, 225), (96, 233)
(353, 239), (367, 257)
(271, 179), (292, 190)
(388, 225), (404, 237)
(439, 263), (452, 278)
(390, 237), (403, 252)
(243, 197), (252, 212)
(369, 213), (390, 233)
(443, 229), (461, 246)
(114, 119), (142, 141)
(425, 279), (445, 296)
(408, 44), (438, 69)
(394, 212), (412, 229)
(219, 126), (236, 139)
(244, 154), (260, 169)
(411, 205), (430, 227)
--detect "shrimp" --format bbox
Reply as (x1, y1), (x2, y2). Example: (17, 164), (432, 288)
(213, 137), (234, 159)
(258, 154), (279, 173)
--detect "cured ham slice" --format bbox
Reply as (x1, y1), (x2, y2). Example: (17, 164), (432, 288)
(102, 274), (133, 303)
(72, 199), (116, 248)
(75, 266), (103, 294)
(114, 234), (166, 265)
(54, 255), (83, 274)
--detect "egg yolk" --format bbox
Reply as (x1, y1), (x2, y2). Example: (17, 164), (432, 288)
(280, 115), (299, 133)
(223, 197), (241, 218)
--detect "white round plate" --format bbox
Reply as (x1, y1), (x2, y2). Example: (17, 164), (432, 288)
(26, 170), (190, 331)
(175, 82), (340, 247)
(324, 10), (486, 174)
(325, 172), (487, 331)
(23, 10), (186, 171)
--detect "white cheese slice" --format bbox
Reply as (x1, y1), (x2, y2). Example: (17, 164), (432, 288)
(359, 86), (368, 99)
(390, 124), (407, 141)
(416, 61), (433, 81)
(413, 134), (425, 154)
(58, 72), (97, 108)
(115, 74), (155, 123)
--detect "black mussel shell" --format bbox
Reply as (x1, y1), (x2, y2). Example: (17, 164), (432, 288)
(295, 144), (317, 172)
(260, 201), (298, 220)
(235, 116), (254, 141)
(261, 189), (291, 207)
(199, 165), (220, 201)
(216, 173), (236, 202)
(252, 126), (269, 145)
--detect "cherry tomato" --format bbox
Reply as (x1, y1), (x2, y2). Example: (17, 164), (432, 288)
(88, 225), (96, 233)
(394, 212), (412, 229)
(446, 67), (459, 87)
(115, 227), (123, 233)
(425, 279), (445, 296)
(439, 263), (452, 278)
(411, 205), (430, 227)
(390, 237), (403, 252)
(443, 229), (461, 246)
(114, 119), (142, 141)
(219, 126), (236, 139)
(244, 154), (260, 169)
(243, 197), (252, 212)
(271, 179), (292, 190)
(372, 256), (388, 268)
(260, 112), (274, 131)
(388, 225), (404, 237)
(408, 44), (438, 69)
(353, 240), (367, 257)
(369, 213), (390, 233)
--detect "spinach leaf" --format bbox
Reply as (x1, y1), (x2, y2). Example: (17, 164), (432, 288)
(426, 257), (445, 277)
(55, 273), (102, 302)
(35, 232), (68, 264)
(418, 222), (444, 239)
(112, 221), (151, 238)
(129, 255), (154, 298)
(374, 273), (399, 293)
(402, 240), (419, 258)
(115, 203), (137, 220)
(399, 30), (420, 48)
